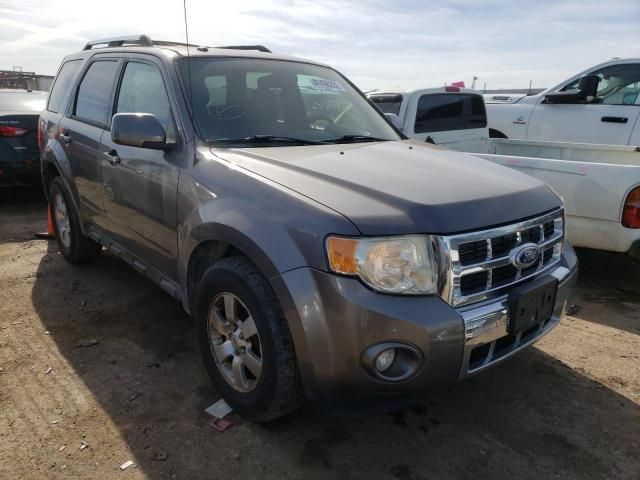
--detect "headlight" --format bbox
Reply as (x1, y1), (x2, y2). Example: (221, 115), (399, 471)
(325, 235), (438, 294)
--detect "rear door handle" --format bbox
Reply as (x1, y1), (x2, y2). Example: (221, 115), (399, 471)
(601, 116), (628, 124)
(60, 133), (72, 145)
(103, 150), (121, 166)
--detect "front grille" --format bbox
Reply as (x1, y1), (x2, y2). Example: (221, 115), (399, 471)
(458, 240), (488, 265)
(442, 209), (564, 307)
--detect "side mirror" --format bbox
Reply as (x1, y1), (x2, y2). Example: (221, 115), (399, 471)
(385, 112), (403, 130)
(111, 113), (168, 150)
(544, 74), (600, 105)
(577, 74), (599, 99)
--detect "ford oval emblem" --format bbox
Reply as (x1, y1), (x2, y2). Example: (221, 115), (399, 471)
(511, 243), (540, 269)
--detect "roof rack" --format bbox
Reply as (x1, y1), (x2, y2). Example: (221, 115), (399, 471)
(83, 35), (271, 53)
(83, 35), (153, 50)
(215, 45), (272, 53)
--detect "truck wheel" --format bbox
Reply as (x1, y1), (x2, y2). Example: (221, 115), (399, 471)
(196, 256), (303, 421)
(49, 177), (102, 264)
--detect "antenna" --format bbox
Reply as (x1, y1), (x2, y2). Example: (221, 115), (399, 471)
(183, 0), (194, 123)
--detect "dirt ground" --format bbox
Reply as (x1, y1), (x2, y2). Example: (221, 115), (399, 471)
(1, 187), (638, 480)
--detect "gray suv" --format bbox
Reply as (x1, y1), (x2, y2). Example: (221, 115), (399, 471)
(39, 35), (577, 421)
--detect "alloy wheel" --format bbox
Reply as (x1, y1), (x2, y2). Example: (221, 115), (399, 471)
(207, 292), (263, 393)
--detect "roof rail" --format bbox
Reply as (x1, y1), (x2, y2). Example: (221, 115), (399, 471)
(83, 34), (153, 50)
(83, 35), (271, 53)
(216, 45), (272, 53)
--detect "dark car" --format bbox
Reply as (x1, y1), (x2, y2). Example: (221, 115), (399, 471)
(39, 35), (577, 421)
(0, 89), (47, 186)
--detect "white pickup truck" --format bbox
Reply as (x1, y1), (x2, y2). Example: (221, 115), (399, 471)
(367, 87), (490, 153)
(477, 139), (640, 258)
(478, 59), (640, 257)
(485, 58), (640, 145)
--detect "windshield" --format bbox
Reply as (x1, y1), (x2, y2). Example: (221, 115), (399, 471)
(178, 57), (400, 145)
(0, 92), (47, 111)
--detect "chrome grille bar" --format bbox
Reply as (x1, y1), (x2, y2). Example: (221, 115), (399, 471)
(438, 208), (565, 307)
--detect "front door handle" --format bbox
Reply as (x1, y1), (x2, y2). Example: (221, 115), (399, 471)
(103, 150), (121, 166)
(60, 133), (72, 145)
(601, 116), (628, 124)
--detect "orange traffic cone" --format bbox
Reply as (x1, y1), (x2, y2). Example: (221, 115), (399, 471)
(34, 205), (55, 240)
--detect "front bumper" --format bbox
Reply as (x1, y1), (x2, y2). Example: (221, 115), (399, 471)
(271, 242), (578, 414)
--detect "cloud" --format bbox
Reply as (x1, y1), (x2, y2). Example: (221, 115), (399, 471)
(0, 0), (638, 89)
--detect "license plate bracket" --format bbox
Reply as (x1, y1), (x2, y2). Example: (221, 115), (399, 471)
(507, 276), (558, 334)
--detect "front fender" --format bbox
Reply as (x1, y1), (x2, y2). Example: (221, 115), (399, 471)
(176, 167), (359, 310)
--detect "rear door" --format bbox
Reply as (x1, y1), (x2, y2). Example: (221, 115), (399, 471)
(526, 63), (640, 145)
(99, 57), (181, 279)
(406, 92), (489, 153)
(58, 58), (121, 226)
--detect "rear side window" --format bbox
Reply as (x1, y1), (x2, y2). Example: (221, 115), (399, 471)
(74, 60), (119, 126)
(414, 93), (487, 133)
(47, 60), (82, 113)
(369, 94), (403, 115)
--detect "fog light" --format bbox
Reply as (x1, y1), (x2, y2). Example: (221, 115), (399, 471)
(375, 348), (396, 372)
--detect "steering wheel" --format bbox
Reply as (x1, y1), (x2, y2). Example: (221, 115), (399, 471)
(308, 114), (336, 132)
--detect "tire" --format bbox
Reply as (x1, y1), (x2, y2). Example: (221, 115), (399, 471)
(49, 177), (102, 264)
(196, 256), (303, 421)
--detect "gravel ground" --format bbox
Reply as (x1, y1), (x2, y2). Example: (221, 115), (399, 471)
(1, 187), (639, 480)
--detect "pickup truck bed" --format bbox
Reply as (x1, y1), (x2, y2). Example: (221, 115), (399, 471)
(477, 139), (640, 256)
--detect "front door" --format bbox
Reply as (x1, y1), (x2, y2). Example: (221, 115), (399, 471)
(100, 59), (181, 280)
(527, 63), (640, 145)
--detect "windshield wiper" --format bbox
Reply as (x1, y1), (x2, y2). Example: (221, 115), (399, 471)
(213, 135), (323, 146)
(322, 134), (389, 144)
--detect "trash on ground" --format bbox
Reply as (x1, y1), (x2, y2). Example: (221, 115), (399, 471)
(151, 450), (168, 461)
(58, 445), (66, 452)
(119, 460), (134, 471)
(567, 304), (581, 315)
(80, 441), (89, 451)
(44, 367), (52, 374)
(77, 339), (99, 348)
(205, 399), (233, 419)
(211, 418), (232, 432)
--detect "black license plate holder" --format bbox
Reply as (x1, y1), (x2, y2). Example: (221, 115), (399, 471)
(507, 276), (558, 334)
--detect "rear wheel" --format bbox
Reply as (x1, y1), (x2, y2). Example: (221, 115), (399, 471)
(49, 177), (102, 264)
(196, 256), (303, 421)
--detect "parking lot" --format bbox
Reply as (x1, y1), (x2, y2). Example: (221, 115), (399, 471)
(0, 187), (638, 480)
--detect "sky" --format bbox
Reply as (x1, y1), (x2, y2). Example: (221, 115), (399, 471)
(0, 0), (638, 91)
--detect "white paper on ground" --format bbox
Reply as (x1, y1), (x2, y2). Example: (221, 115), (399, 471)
(205, 399), (233, 419)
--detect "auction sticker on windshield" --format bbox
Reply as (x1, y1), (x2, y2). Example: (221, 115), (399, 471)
(309, 77), (345, 92)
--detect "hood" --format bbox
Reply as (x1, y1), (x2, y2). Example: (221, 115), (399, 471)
(212, 140), (561, 235)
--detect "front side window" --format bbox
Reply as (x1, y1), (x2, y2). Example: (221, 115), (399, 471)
(47, 60), (82, 113)
(74, 60), (119, 126)
(116, 62), (174, 135)
(178, 57), (399, 145)
(414, 93), (487, 133)
(561, 64), (640, 105)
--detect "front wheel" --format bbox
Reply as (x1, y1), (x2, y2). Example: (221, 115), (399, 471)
(196, 256), (303, 421)
(49, 177), (102, 264)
